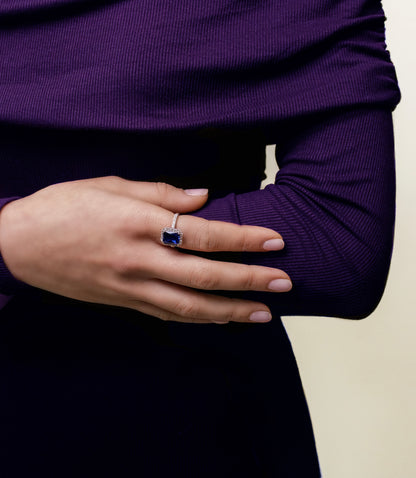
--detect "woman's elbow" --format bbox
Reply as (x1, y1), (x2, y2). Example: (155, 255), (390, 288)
(322, 239), (394, 320)
(267, 226), (395, 320)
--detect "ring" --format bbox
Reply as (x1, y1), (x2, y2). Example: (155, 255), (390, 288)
(161, 213), (183, 247)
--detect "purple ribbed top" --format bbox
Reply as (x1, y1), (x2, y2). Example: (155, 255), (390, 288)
(0, 2), (402, 475)
(0, 0), (399, 130)
(0, 0), (400, 317)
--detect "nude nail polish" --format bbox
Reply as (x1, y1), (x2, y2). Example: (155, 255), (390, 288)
(249, 311), (272, 322)
(267, 279), (292, 292)
(263, 239), (284, 251)
(184, 188), (209, 196)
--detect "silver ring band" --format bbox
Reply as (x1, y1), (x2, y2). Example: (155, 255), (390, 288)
(172, 212), (179, 229)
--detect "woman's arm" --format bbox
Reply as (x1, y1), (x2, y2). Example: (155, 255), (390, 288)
(192, 107), (396, 319)
(0, 179), (293, 323)
(0, 108), (396, 321)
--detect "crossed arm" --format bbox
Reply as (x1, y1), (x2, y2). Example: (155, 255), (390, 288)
(192, 107), (396, 319)
(0, 107), (396, 322)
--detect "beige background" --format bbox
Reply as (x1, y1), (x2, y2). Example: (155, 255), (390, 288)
(261, 2), (415, 476)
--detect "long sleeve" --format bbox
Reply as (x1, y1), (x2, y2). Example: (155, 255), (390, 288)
(0, 108), (397, 319)
(0, 0), (401, 315)
(192, 107), (397, 320)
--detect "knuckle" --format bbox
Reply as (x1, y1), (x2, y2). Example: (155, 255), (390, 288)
(223, 307), (240, 322)
(199, 275), (219, 290)
(222, 300), (250, 322)
(91, 175), (121, 187)
(174, 299), (199, 318)
(238, 228), (251, 252)
(195, 220), (219, 251)
(155, 182), (173, 201)
(102, 174), (121, 183)
(190, 264), (219, 290)
(242, 266), (257, 290)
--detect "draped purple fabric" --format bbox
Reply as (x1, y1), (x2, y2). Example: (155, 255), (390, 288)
(0, 1), (400, 476)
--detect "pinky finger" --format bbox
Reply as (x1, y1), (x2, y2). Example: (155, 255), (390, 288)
(126, 299), (228, 325)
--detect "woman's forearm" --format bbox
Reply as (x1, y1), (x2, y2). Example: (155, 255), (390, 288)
(192, 107), (396, 319)
(0, 108), (396, 320)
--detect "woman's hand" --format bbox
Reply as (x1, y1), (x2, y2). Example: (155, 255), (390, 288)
(0, 176), (292, 324)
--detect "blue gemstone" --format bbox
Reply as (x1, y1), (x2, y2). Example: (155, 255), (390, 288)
(162, 231), (181, 246)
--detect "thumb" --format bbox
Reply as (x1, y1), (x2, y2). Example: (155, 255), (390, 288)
(155, 185), (210, 213)
(127, 179), (210, 212)
(89, 177), (209, 213)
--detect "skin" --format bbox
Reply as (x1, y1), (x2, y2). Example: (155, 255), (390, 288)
(0, 176), (292, 324)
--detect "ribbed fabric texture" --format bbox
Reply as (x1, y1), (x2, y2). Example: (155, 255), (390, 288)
(0, 0), (400, 130)
(192, 107), (397, 319)
(0, 0), (401, 316)
(0, 3), (402, 476)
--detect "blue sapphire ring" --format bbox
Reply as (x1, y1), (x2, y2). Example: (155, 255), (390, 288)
(161, 213), (183, 247)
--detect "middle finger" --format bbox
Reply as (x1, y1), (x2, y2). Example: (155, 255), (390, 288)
(153, 250), (292, 293)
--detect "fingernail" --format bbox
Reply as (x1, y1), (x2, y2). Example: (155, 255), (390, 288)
(249, 311), (272, 323)
(267, 279), (292, 292)
(184, 188), (209, 196)
(212, 321), (228, 325)
(263, 239), (284, 251)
